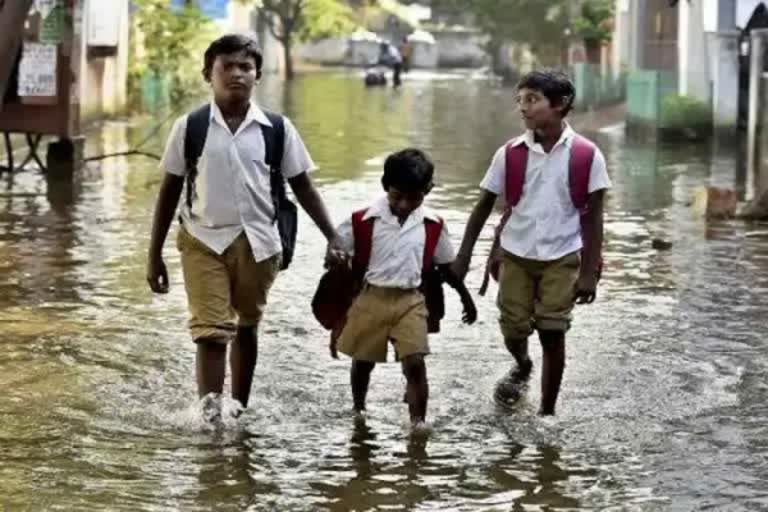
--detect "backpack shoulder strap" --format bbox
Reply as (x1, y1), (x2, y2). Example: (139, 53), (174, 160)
(184, 104), (211, 168)
(569, 134), (596, 210)
(352, 209), (374, 270)
(261, 110), (285, 170)
(504, 141), (529, 207)
(423, 216), (443, 269)
(183, 104), (211, 208)
(261, 110), (287, 222)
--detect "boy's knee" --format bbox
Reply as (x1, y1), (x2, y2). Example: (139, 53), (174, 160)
(499, 315), (534, 341)
(235, 326), (258, 345)
(503, 336), (528, 354)
(401, 354), (426, 379)
(196, 336), (228, 350)
(538, 329), (565, 348)
(352, 360), (376, 374)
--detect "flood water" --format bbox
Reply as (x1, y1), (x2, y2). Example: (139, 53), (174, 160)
(2, 70), (768, 511)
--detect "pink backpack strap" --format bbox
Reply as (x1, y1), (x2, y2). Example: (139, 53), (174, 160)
(422, 217), (443, 269)
(352, 209), (374, 270)
(568, 135), (596, 210)
(504, 142), (529, 207)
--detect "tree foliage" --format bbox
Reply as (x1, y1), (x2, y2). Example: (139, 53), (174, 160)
(430, 0), (616, 68)
(130, 0), (216, 106)
(240, 0), (356, 79)
(573, 0), (614, 44)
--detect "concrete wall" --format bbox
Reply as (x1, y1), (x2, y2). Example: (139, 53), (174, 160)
(678, 0), (711, 102)
(296, 37), (349, 65)
(432, 29), (486, 68)
(80, 0), (130, 119)
(297, 34), (457, 69)
(411, 41), (438, 68)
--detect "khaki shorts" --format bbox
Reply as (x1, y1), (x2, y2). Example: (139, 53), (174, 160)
(497, 250), (581, 340)
(177, 227), (280, 344)
(337, 285), (429, 363)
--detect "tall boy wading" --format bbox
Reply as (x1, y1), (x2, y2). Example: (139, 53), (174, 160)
(146, 35), (344, 422)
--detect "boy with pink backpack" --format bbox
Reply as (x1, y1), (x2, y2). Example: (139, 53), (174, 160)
(314, 148), (477, 427)
(452, 70), (612, 415)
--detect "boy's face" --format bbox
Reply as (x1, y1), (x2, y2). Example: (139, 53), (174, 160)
(516, 87), (563, 130)
(209, 50), (258, 103)
(386, 186), (427, 220)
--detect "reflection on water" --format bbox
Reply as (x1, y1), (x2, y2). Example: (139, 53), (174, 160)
(1, 70), (768, 511)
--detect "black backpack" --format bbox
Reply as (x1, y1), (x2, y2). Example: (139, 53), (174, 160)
(183, 104), (298, 270)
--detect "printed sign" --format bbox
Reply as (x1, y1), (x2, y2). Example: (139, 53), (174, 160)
(40, 3), (66, 43)
(18, 43), (58, 97)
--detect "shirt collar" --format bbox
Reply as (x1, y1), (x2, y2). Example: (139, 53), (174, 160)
(511, 122), (575, 151)
(209, 100), (273, 129)
(363, 196), (439, 224)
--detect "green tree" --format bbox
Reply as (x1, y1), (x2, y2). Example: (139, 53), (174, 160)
(130, 0), (215, 107)
(240, 0), (356, 80)
(573, 0), (614, 63)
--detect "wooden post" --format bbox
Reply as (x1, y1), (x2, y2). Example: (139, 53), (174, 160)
(746, 29), (768, 201)
(0, 0), (34, 109)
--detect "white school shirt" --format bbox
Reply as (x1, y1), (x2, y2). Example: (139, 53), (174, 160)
(480, 124), (612, 261)
(336, 197), (456, 289)
(160, 100), (317, 262)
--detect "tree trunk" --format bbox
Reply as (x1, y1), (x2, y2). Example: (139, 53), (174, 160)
(283, 37), (294, 80)
(584, 39), (601, 64)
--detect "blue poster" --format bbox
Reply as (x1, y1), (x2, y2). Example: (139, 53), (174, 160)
(170, 0), (229, 19)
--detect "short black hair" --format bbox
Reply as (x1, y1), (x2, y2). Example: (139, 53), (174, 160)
(517, 69), (576, 117)
(203, 34), (263, 80)
(382, 148), (434, 193)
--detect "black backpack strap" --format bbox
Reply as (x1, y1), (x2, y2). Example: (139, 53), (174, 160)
(183, 104), (211, 209)
(261, 110), (286, 222)
(262, 110), (285, 170)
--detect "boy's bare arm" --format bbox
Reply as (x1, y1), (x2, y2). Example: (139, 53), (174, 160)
(147, 173), (185, 293)
(574, 189), (604, 304)
(439, 264), (477, 324)
(288, 173), (346, 264)
(452, 190), (497, 280)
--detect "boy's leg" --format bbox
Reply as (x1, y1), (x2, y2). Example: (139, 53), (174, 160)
(336, 287), (391, 411)
(390, 291), (430, 424)
(229, 236), (281, 408)
(351, 360), (376, 412)
(401, 354), (428, 424)
(538, 330), (565, 415)
(496, 252), (536, 405)
(230, 326), (257, 407)
(534, 251), (580, 415)
(177, 227), (237, 401)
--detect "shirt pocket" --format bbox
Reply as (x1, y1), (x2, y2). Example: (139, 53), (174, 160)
(246, 158), (272, 191)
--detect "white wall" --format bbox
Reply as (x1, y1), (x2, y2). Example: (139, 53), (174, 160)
(678, 0), (711, 102)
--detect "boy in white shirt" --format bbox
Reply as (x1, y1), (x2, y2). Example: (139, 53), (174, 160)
(146, 35), (344, 421)
(452, 70), (612, 415)
(332, 149), (476, 426)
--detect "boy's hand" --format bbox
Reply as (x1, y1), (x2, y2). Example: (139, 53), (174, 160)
(574, 272), (598, 304)
(329, 327), (341, 359)
(147, 256), (169, 294)
(451, 254), (471, 281)
(325, 235), (349, 268)
(461, 296), (477, 325)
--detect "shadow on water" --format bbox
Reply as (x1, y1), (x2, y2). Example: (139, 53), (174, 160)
(1, 70), (768, 510)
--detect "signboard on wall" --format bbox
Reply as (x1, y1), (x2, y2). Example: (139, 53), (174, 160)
(87, 0), (122, 46)
(18, 43), (58, 100)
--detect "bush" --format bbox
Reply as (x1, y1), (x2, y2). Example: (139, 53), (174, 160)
(661, 94), (712, 131)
